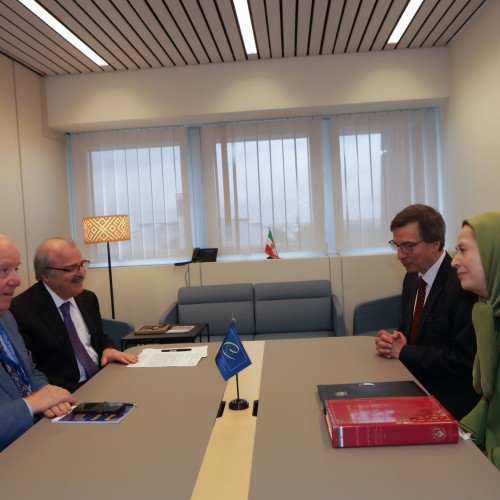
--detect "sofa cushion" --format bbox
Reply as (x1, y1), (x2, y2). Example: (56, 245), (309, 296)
(178, 283), (255, 336)
(254, 280), (333, 335)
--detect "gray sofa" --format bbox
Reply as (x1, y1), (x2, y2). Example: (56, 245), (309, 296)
(159, 280), (346, 341)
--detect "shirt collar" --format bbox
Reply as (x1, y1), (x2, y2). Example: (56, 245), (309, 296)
(43, 283), (77, 310)
(419, 250), (446, 287)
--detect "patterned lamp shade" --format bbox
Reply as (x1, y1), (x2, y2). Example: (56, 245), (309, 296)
(82, 215), (130, 244)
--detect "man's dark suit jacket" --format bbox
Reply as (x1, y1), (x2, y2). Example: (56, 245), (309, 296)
(10, 281), (115, 393)
(398, 252), (480, 420)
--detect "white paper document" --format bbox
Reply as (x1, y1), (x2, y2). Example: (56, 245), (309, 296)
(168, 325), (195, 333)
(128, 346), (208, 367)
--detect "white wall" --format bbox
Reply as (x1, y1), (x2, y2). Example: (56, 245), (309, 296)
(83, 256), (341, 327)
(0, 57), (68, 288)
(444, 0), (500, 243)
(0, 58), (25, 258)
(45, 48), (449, 132)
(81, 253), (404, 334)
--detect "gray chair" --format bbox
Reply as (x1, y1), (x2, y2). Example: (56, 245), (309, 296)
(332, 294), (347, 338)
(102, 318), (135, 350)
(352, 294), (401, 336)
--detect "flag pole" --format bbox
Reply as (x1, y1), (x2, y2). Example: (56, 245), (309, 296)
(216, 313), (251, 410)
(229, 311), (248, 410)
(229, 373), (249, 410)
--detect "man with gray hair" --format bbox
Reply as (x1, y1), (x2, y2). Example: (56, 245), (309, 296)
(11, 237), (137, 393)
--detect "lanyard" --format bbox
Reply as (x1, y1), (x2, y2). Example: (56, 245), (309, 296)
(0, 324), (31, 386)
(0, 352), (31, 386)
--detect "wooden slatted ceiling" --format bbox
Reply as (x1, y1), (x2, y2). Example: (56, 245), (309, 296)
(0, 0), (487, 77)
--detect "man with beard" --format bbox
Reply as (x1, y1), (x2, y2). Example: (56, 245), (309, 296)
(10, 237), (137, 393)
(374, 204), (479, 420)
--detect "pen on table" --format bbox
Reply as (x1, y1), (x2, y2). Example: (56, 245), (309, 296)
(161, 348), (192, 352)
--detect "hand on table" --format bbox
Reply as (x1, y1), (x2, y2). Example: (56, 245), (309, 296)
(101, 348), (139, 367)
(375, 329), (407, 359)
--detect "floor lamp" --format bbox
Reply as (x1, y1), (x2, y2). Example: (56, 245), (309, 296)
(82, 215), (130, 319)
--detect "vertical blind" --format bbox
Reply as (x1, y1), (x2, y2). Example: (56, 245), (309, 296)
(329, 108), (440, 251)
(70, 127), (191, 263)
(200, 118), (325, 255)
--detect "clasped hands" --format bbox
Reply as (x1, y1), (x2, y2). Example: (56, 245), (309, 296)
(375, 329), (407, 359)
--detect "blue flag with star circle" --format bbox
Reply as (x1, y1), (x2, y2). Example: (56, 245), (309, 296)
(215, 321), (252, 381)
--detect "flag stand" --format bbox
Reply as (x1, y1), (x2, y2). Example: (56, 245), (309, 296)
(229, 373), (249, 410)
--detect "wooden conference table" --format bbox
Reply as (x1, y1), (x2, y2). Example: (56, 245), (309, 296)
(1, 337), (499, 499)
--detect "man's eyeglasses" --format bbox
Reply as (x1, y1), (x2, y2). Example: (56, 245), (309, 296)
(388, 240), (424, 255)
(46, 260), (91, 273)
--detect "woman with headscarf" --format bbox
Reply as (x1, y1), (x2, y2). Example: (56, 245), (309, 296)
(451, 211), (500, 469)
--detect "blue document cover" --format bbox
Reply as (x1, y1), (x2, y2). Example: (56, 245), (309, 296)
(52, 404), (135, 424)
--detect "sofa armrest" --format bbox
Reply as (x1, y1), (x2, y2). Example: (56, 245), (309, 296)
(332, 294), (347, 337)
(159, 302), (178, 325)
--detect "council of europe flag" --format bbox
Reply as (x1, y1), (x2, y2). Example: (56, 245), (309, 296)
(215, 321), (252, 381)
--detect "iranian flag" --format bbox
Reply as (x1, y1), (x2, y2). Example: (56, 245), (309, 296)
(265, 228), (280, 259)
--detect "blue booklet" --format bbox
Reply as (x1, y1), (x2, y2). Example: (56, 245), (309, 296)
(52, 404), (135, 424)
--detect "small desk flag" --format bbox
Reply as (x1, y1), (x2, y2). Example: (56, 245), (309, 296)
(265, 228), (280, 259)
(215, 322), (252, 381)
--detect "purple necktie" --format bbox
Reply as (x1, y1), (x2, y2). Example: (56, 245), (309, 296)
(59, 302), (99, 379)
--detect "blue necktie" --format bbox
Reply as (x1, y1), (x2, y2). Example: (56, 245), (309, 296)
(0, 324), (32, 397)
(59, 302), (99, 379)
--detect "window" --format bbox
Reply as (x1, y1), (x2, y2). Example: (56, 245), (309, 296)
(69, 109), (441, 264)
(200, 118), (324, 255)
(70, 127), (191, 263)
(329, 109), (441, 251)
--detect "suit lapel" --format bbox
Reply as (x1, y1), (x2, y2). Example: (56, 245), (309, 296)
(417, 253), (451, 336)
(403, 274), (418, 336)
